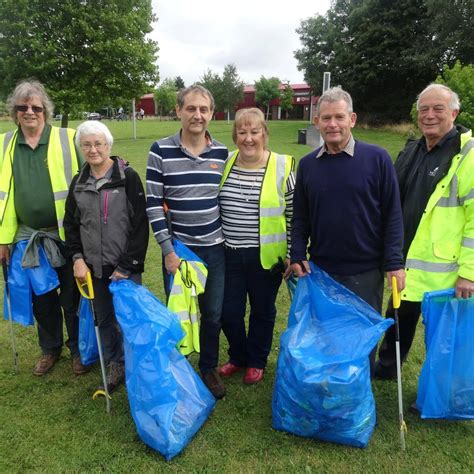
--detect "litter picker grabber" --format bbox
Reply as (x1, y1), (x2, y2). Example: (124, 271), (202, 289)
(76, 272), (111, 414)
(392, 276), (407, 451)
(2, 258), (18, 374)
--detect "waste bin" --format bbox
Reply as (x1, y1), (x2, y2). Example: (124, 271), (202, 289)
(298, 129), (307, 145)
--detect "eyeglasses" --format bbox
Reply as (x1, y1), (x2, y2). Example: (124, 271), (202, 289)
(15, 104), (44, 113)
(80, 142), (107, 151)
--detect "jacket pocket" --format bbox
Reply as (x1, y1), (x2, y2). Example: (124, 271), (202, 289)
(432, 241), (459, 261)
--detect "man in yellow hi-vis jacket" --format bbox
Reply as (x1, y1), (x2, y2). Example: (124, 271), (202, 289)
(0, 80), (86, 376)
(376, 84), (474, 379)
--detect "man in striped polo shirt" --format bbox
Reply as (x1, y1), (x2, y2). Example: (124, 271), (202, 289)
(146, 85), (228, 399)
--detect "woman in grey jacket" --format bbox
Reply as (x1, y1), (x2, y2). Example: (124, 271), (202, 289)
(64, 120), (149, 393)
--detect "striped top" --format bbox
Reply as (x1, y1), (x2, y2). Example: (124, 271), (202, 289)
(146, 131), (228, 255)
(219, 164), (295, 252)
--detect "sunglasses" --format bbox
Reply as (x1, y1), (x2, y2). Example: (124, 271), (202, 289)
(15, 105), (44, 113)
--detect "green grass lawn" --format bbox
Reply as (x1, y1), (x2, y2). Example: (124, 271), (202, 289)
(0, 119), (472, 472)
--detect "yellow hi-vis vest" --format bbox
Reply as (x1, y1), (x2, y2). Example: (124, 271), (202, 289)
(0, 127), (79, 243)
(403, 130), (474, 301)
(167, 258), (208, 356)
(220, 150), (294, 269)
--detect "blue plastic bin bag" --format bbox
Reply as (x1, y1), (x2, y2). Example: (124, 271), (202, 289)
(416, 289), (474, 419)
(3, 243), (34, 326)
(272, 263), (394, 448)
(24, 242), (60, 295)
(78, 297), (98, 366)
(109, 280), (216, 460)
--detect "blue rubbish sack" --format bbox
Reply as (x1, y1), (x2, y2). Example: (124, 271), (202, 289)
(78, 297), (98, 366)
(109, 280), (216, 461)
(3, 244), (34, 326)
(416, 289), (474, 420)
(272, 263), (394, 448)
(24, 242), (60, 295)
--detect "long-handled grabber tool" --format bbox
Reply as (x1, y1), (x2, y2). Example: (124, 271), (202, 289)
(76, 272), (111, 414)
(2, 258), (18, 374)
(392, 276), (407, 451)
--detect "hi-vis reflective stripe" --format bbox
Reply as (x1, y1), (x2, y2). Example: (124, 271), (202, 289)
(0, 191), (6, 200)
(174, 310), (198, 323)
(59, 128), (73, 183)
(406, 258), (459, 273)
(260, 154), (286, 217)
(186, 260), (207, 288)
(261, 233), (286, 244)
(437, 139), (474, 207)
(54, 190), (69, 200)
(462, 237), (474, 249)
(460, 189), (474, 205)
(170, 285), (183, 296)
(3, 131), (14, 155)
(261, 206), (285, 217)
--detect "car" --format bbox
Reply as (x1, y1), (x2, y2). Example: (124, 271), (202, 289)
(54, 114), (62, 121)
(88, 112), (102, 120)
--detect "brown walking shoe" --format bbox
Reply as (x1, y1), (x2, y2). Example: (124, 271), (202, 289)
(32, 354), (59, 376)
(72, 356), (91, 375)
(96, 361), (125, 394)
(201, 369), (226, 399)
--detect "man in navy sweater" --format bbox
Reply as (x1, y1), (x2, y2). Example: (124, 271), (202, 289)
(290, 87), (405, 373)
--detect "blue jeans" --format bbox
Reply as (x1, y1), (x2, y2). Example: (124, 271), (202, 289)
(163, 243), (225, 372)
(221, 247), (282, 369)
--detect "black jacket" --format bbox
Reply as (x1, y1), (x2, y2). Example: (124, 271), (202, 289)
(64, 156), (149, 278)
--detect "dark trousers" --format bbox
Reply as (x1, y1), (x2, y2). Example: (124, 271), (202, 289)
(377, 299), (421, 375)
(163, 243), (225, 372)
(32, 259), (80, 357)
(90, 272), (142, 364)
(329, 267), (384, 376)
(222, 247), (282, 369)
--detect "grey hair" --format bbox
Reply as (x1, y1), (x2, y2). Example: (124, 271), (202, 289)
(75, 121), (114, 148)
(6, 80), (54, 124)
(416, 83), (460, 111)
(315, 87), (353, 116)
(177, 84), (215, 110)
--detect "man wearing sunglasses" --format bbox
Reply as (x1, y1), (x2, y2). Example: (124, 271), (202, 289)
(0, 80), (87, 376)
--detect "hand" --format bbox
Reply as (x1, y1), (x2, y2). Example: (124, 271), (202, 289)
(283, 258), (293, 280)
(387, 268), (406, 292)
(164, 251), (181, 275)
(110, 270), (129, 281)
(290, 260), (310, 277)
(73, 258), (90, 283)
(0, 245), (10, 264)
(455, 276), (474, 299)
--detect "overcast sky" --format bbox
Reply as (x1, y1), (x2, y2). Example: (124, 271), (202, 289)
(150, 0), (331, 86)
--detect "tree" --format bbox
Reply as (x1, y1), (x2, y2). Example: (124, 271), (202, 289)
(280, 82), (294, 119)
(199, 69), (225, 116)
(254, 76), (280, 120)
(221, 64), (244, 122)
(0, 0), (159, 127)
(174, 76), (185, 91)
(294, 0), (474, 123)
(154, 79), (177, 119)
(437, 61), (474, 130)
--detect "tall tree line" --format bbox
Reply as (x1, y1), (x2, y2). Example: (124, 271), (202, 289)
(295, 0), (473, 123)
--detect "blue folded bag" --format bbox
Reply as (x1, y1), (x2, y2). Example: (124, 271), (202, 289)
(272, 263), (393, 448)
(109, 280), (215, 461)
(3, 242), (34, 326)
(416, 289), (474, 420)
(78, 297), (98, 366)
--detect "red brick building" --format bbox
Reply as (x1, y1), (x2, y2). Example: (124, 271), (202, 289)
(138, 82), (318, 120)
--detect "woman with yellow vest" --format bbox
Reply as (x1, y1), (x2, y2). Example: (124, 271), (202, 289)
(218, 108), (295, 384)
